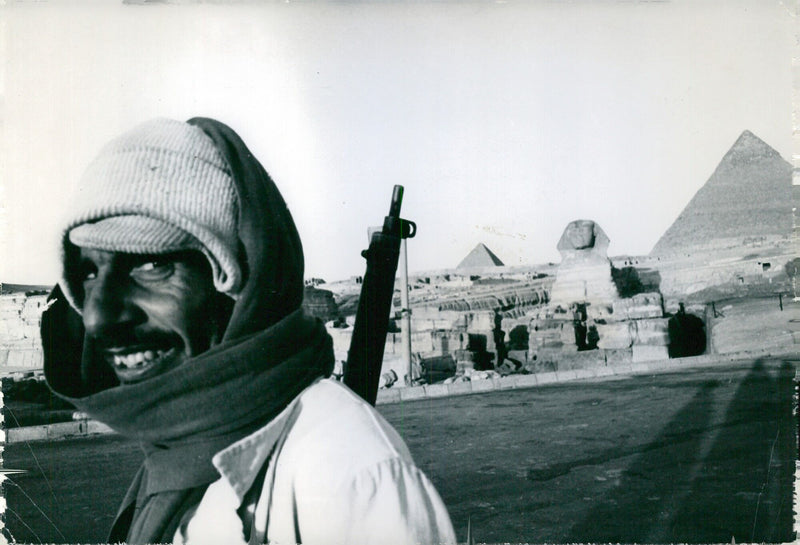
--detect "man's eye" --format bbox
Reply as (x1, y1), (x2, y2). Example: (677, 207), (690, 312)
(79, 262), (98, 282)
(130, 260), (174, 281)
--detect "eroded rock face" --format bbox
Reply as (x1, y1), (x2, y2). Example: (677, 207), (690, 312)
(557, 219), (608, 254)
(550, 220), (618, 305)
(302, 286), (339, 323)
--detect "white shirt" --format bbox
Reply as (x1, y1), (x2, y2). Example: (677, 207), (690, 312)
(176, 378), (457, 545)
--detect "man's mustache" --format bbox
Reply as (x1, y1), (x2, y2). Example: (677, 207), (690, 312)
(92, 328), (182, 351)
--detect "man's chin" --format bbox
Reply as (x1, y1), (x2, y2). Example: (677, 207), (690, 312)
(109, 348), (187, 384)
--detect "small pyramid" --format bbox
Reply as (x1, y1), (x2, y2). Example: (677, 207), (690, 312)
(457, 243), (505, 268)
(651, 130), (792, 258)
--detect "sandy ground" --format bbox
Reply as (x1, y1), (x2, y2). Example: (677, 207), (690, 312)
(2, 357), (796, 544)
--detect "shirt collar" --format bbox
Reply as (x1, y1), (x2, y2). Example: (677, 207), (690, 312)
(210, 387), (303, 504)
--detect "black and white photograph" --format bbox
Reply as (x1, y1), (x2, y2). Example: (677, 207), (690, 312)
(1, 1), (797, 543)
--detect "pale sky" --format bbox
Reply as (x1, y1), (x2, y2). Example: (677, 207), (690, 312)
(1, 1), (795, 285)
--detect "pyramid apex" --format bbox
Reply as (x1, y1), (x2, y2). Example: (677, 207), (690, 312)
(650, 131), (792, 258)
(457, 243), (505, 268)
(724, 130), (781, 164)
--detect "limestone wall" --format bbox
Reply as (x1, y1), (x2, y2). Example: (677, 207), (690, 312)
(527, 292), (670, 371)
(1, 293), (48, 370)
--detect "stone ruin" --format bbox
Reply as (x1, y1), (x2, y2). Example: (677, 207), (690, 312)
(549, 220), (617, 305)
(1, 292), (49, 369)
(526, 220), (672, 371)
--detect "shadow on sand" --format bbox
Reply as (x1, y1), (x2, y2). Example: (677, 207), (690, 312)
(566, 359), (795, 544)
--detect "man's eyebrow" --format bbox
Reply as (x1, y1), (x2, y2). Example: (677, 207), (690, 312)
(125, 250), (203, 267)
(125, 253), (179, 265)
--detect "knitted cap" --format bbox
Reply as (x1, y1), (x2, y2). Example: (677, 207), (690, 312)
(61, 118), (241, 310)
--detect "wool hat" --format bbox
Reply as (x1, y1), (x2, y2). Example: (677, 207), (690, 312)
(60, 118), (242, 310)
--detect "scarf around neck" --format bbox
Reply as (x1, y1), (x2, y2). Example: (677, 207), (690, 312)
(43, 117), (333, 544)
(44, 301), (333, 543)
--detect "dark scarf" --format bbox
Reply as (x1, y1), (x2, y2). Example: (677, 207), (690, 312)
(43, 118), (333, 544)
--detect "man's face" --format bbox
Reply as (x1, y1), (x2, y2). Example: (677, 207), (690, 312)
(76, 248), (229, 384)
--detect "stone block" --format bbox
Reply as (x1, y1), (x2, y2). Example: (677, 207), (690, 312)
(86, 420), (115, 435)
(647, 360), (669, 371)
(514, 374), (539, 388)
(586, 303), (615, 322)
(456, 361), (475, 373)
(469, 312), (494, 331)
(572, 368), (596, 380)
(325, 327), (352, 355)
(0, 297), (21, 309)
(596, 322), (633, 349)
(498, 376), (517, 390)
(612, 292), (664, 320)
(7, 350), (24, 367)
(424, 384), (449, 398)
(412, 332), (435, 353)
(1, 321), (25, 342)
(399, 386), (426, 401)
(550, 258), (618, 306)
(0, 350), (8, 366)
(507, 349), (528, 363)
(549, 306), (574, 320)
(454, 349), (477, 363)
(536, 372), (558, 385)
(7, 425), (47, 443)
(631, 318), (670, 346)
(376, 389), (401, 404)
(48, 421), (85, 440)
(556, 370), (579, 382)
(603, 348), (632, 366)
(470, 379), (500, 393)
(594, 366), (615, 377)
(558, 350), (605, 370)
(5, 338), (37, 350)
(559, 321), (578, 347)
(526, 351), (560, 373)
(531, 318), (560, 331)
(11, 349), (44, 368)
(529, 336), (564, 351)
(414, 319), (436, 330)
(21, 297), (48, 320)
(632, 344), (669, 363)
(87, 420), (114, 436)
(448, 380), (473, 396)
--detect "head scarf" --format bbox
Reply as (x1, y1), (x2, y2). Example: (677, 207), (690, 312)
(43, 117), (333, 544)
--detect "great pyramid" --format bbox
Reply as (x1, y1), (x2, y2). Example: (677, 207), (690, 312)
(650, 130), (794, 258)
(457, 243), (505, 268)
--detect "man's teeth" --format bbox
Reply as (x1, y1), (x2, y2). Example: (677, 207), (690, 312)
(112, 350), (168, 369)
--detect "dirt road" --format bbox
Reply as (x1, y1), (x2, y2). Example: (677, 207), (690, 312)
(3, 358), (795, 543)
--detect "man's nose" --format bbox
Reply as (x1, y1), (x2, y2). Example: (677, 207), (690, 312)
(82, 274), (141, 339)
